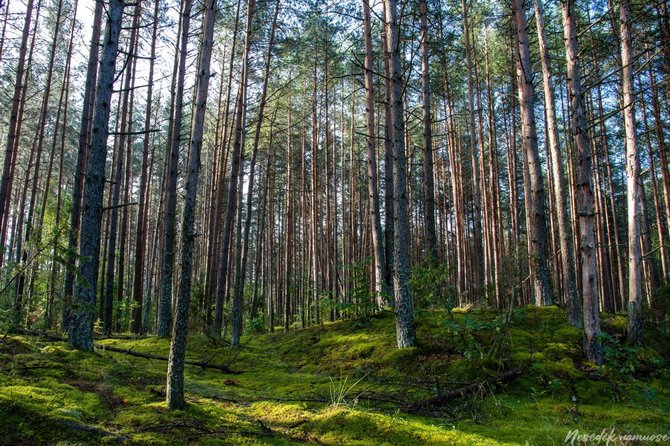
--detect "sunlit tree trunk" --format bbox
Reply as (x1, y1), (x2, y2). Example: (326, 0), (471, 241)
(534, 0), (579, 325)
(0, 0), (35, 252)
(419, 0), (436, 259)
(384, 0), (415, 348)
(158, 0), (192, 337)
(362, 0), (386, 302)
(131, 0), (159, 333)
(561, 0), (603, 365)
(512, 0), (553, 306)
(619, 0), (643, 344)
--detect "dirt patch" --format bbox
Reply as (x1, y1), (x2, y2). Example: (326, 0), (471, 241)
(66, 379), (129, 411)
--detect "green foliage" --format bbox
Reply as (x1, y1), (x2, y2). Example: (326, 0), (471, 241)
(443, 306), (524, 364)
(246, 316), (266, 335)
(601, 332), (642, 375)
(650, 284), (670, 324)
(410, 260), (453, 309)
(336, 258), (380, 318)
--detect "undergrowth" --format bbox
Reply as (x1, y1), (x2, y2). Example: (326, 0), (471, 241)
(0, 306), (668, 445)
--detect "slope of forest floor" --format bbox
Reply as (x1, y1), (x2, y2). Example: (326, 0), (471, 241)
(1, 306), (669, 445)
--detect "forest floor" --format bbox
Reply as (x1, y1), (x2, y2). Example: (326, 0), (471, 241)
(1, 306), (669, 445)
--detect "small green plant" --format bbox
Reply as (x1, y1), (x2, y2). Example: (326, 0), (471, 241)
(246, 316), (266, 334)
(328, 371), (366, 408)
(336, 258), (380, 318)
(410, 260), (453, 309)
(650, 284), (670, 324)
(600, 332), (640, 374)
(443, 305), (523, 364)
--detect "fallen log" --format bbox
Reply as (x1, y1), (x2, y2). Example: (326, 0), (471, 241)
(408, 368), (522, 410)
(95, 344), (239, 374)
(14, 329), (238, 374)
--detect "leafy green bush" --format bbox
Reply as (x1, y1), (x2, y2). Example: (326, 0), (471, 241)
(409, 260), (453, 309)
(443, 307), (525, 364)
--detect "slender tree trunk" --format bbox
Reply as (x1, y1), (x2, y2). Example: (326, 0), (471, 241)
(462, 0), (484, 294)
(534, 0), (579, 325)
(619, 0), (643, 344)
(648, 60), (670, 282)
(0, 0), (35, 248)
(384, 0), (415, 348)
(232, 0), (274, 347)
(166, 0), (217, 410)
(62, 0), (103, 333)
(158, 0), (192, 337)
(419, 0), (437, 259)
(69, 0), (123, 351)
(362, 0), (386, 302)
(382, 0), (394, 302)
(0, 0), (10, 65)
(562, 0), (603, 365)
(512, 0), (553, 306)
(215, 0), (254, 338)
(131, 0), (159, 333)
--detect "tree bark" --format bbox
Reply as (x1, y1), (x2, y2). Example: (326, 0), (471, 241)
(69, 0), (123, 351)
(362, 0), (387, 303)
(232, 0), (267, 347)
(166, 0), (217, 410)
(534, 0), (579, 325)
(462, 0), (484, 294)
(215, 0), (254, 338)
(384, 0), (415, 348)
(511, 0), (553, 306)
(158, 0), (192, 337)
(561, 0), (603, 365)
(419, 0), (436, 260)
(619, 0), (643, 344)
(0, 0), (35, 249)
(131, 0), (159, 333)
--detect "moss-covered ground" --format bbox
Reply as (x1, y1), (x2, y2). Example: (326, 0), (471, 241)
(1, 306), (669, 445)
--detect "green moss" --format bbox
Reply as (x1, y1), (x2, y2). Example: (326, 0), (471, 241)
(2, 306), (670, 445)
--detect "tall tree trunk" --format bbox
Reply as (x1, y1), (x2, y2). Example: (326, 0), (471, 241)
(619, 0), (643, 344)
(511, 0), (553, 306)
(419, 0), (436, 260)
(562, 0), (603, 365)
(62, 0), (103, 333)
(0, 0), (34, 249)
(384, 0), (415, 348)
(232, 0), (272, 347)
(158, 0), (192, 337)
(382, 0), (394, 302)
(0, 0), (10, 65)
(166, 0), (217, 410)
(462, 0), (484, 294)
(104, 7), (140, 334)
(362, 0), (386, 302)
(131, 0), (159, 333)
(534, 0), (579, 325)
(215, 0), (254, 338)
(69, 0), (123, 351)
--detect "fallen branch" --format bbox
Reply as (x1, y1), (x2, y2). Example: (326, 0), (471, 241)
(61, 420), (128, 442)
(96, 344), (239, 374)
(14, 330), (239, 374)
(408, 368), (522, 410)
